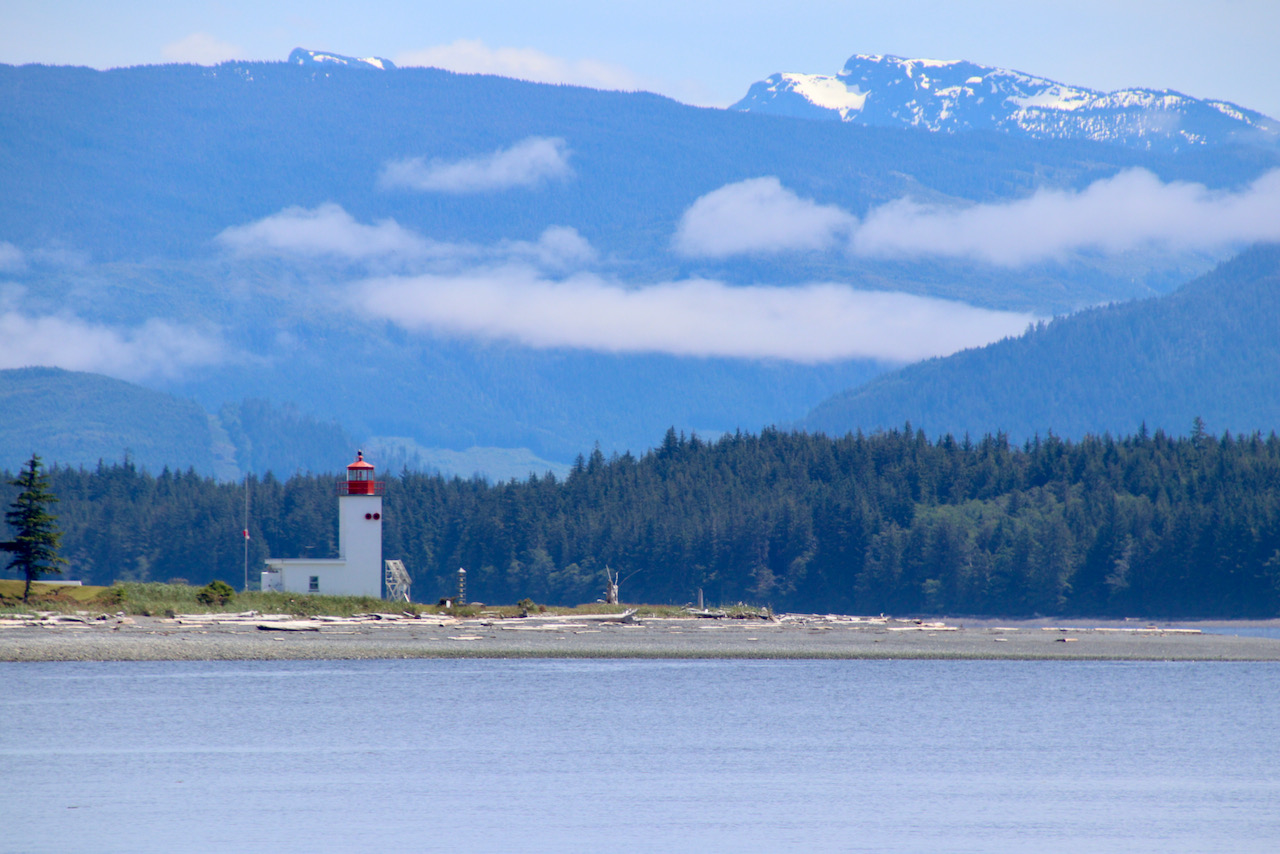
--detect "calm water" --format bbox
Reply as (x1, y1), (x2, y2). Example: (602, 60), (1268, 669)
(1198, 626), (1280, 639)
(3, 659), (1278, 853)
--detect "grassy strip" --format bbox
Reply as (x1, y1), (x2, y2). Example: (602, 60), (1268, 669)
(0, 579), (112, 608)
(1, 580), (770, 620)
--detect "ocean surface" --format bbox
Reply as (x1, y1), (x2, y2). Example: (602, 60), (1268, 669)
(3, 659), (1278, 853)
(1198, 626), (1280, 639)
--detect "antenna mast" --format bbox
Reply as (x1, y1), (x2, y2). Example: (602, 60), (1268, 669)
(243, 474), (250, 592)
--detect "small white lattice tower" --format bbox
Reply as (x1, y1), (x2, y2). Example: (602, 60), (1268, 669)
(385, 560), (411, 603)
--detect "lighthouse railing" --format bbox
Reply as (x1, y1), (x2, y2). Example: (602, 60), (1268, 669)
(336, 480), (386, 496)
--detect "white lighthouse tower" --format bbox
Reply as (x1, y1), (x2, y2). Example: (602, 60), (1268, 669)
(260, 451), (384, 598)
(337, 450), (383, 595)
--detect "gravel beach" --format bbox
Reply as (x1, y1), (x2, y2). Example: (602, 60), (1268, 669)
(4, 613), (1279, 662)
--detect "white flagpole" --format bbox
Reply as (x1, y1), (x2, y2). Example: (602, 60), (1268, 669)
(243, 474), (250, 592)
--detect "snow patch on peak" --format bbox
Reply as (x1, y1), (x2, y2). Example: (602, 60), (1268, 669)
(735, 53), (1280, 151)
(288, 48), (396, 71)
(1208, 100), (1248, 122)
(780, 73), (867, 117)
(916, 58), (961, 68)
(1009, 84), (1095, 112)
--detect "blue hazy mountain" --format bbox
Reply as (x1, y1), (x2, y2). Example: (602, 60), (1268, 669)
(2, 55), (1278, 472)
(734, 54), (1280, 151)
(800, 244), (1280, 442)
(11, 56), (1268, 276)
(0, 368), (361, 478)
(0, 368), (219, 475)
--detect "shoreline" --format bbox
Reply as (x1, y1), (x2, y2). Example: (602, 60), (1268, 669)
(3, 613), (1279, 662)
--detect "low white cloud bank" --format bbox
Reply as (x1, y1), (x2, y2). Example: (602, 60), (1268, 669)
(352, 269), (1034, 363)
(217, 203), (431, 261)
(678, 170), (1280, 266)
(380, 137), (572, 193)
(223, 203), (1030, 362)
(499, 225), (596, 271)
(397, 40), (645, 92)
(674, 177), (857, 258)
(160, 33), (242, 65)
(218, 204), (593, 272)
(855, 168), (1280, 266)
(0, 314), (225, 381)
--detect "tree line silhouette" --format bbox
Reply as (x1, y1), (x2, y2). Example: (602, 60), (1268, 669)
(6, 424), (1280, 617)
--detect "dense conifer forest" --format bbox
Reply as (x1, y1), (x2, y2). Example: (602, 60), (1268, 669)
(5, 426), (1280, 618)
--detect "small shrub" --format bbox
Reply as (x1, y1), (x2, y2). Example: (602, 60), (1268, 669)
(97, 586), (128, 606)
(196, 580), (236, 606)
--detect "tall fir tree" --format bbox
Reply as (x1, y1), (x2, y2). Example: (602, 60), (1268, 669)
(3, 454), (67, 602)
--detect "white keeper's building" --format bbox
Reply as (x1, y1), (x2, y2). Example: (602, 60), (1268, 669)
(260, 451), (384, 598)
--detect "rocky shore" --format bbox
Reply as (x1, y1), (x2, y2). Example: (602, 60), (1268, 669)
(3, 611), (1279, 662)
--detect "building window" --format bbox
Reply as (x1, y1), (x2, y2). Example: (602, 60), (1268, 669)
(309, 576), (319, 592)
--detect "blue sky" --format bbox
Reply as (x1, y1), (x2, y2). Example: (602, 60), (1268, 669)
(4, 0), (1280, 117)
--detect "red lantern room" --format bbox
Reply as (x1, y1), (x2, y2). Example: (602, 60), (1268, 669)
(340, 450), (384, 495)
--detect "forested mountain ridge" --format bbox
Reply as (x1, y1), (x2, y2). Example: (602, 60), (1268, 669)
(3, 58), (1278, 470)
(802, 244), (1280, 442)
(4, 58), (1269, 263)
(12, 427), (1280, 618)
(0, 368), (219, 474)
(0, 368), (356, 478)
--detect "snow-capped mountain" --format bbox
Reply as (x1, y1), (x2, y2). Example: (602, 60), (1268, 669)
(288, 47), (395, 71)
(733, 54), (1279, 150)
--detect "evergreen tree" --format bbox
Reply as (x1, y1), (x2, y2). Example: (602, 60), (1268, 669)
(3, 454), (67, 602)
